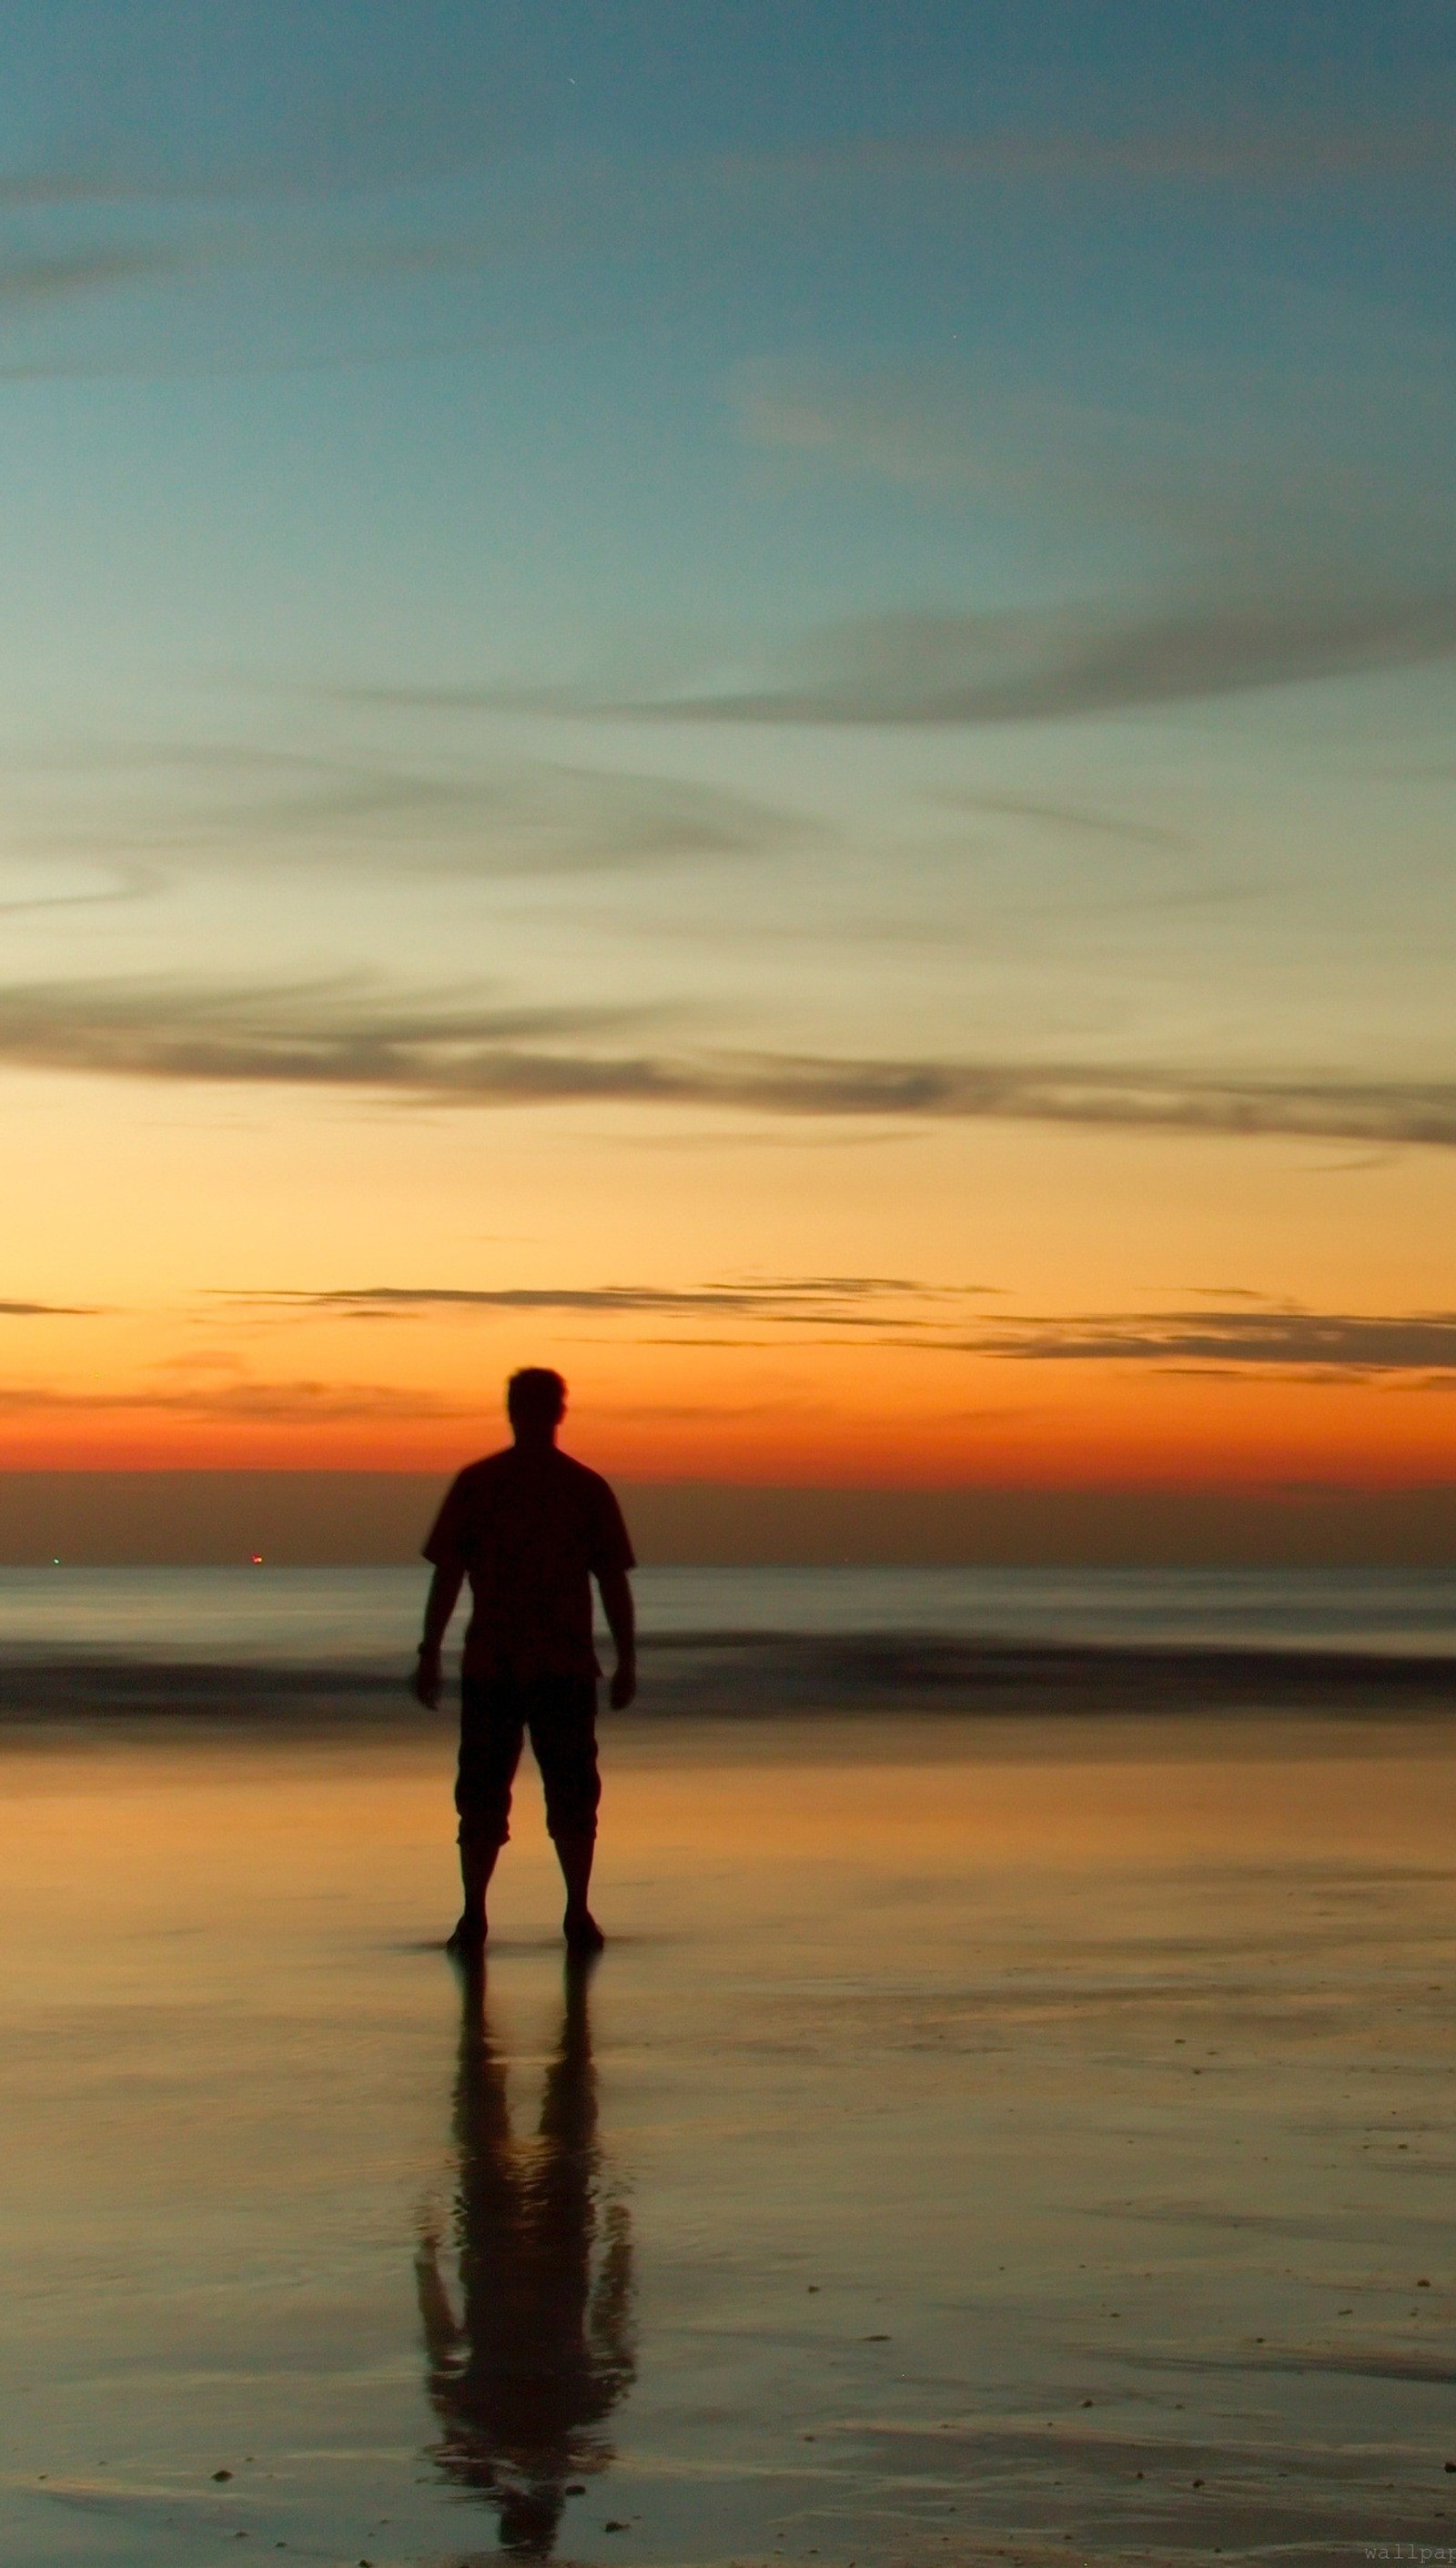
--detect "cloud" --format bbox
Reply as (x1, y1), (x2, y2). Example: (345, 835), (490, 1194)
(228, 1275), (974, 1329)
(0, 865), (160, 917)
(734, 362), (1448, 543)
(690, 359), (1456, 723)
(0, 1377), (467, 1420)
(932, 792), (1188, 853)
(0, 975), (651, 1089)
(28, 746), (816, 875)
(494, 591), (1456, 727)
(214, 1284), (1456, 1382)
(0, 248), (178, 309)
(0, 93), (1448, 392)
(763, 120), (1456, 190)
(0, 1300), (99, 1318)
(3, 974), (1456, 1152)
(5, 87), (1451, 220)
(977, 1310), (1456, 1373)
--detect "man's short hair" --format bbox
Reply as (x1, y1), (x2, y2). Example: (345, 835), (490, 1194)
(507, 1366), (567, 1423)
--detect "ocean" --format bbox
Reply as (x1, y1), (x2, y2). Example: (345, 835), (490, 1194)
(3, 1559), (1456, 1664)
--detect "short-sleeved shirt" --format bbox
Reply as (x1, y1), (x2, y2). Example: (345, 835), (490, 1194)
(422, 1446), (635, 1681)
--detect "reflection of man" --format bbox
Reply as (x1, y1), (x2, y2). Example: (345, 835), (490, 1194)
(416, 1958), (635, 2557)
(413, 1368), (636, 1955)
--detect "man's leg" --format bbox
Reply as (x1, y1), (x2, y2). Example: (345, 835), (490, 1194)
(530, 1683), (604, 1951)
(452, 1682), (522, 1950)
(554, 1828), (603, 1953)
(450, 1819), (502, 1952)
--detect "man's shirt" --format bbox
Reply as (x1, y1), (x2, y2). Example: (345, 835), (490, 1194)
(423, 1446), (635, 1681)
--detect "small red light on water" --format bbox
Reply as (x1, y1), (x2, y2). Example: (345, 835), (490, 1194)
(249, 1552), (264, 1565)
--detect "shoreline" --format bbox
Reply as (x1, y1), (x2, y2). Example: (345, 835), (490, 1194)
(2, 1629), (1454, 1722)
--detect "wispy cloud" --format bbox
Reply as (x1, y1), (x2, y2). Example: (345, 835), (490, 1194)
(977, 1310), (1456, 1373)
(2, 974), (1456, 1150)
(334, 331), (1456, 723)
(759, 119), (1456, 189)
(0, 865), (160, 917)
(0, 96), (1449, 387)
(932, 791), (1188, 853)
(488, 591), (1456, 727)
(0, 1300), (99, 1318)
(227, 1276), (977, 1329)
(0, 1377), (467, 1420)
(10, 109), (1448, 224)
(25, 746), (817, 875)
(0, 248), (179, 309)
(0, 976), (651, 1088)
(211, 1280), (1456, 1380)
(639, 359), (1456, 722)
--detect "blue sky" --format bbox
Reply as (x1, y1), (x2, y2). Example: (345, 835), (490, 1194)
(0, 2), (1449, 709)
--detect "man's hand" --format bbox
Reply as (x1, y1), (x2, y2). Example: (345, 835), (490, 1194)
(608, 1654), (637, 1711)
(412, 1643), (443, 1709)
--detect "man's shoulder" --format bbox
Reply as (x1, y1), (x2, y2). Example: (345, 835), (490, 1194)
(444, 1446), (621, 1511)
(551, 1450), (620, 1503)
(447, 1448), (515, 1498)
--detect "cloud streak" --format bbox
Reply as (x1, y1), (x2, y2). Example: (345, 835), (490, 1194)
(763, 119), (1456, 190)
(0, 865), (160, 917)
(213, 1281), (1456, 1380)
(0, 1377), (468, 1420)
(0, 976), (649, 1089)
(0, 248), (180, 309)
(488, 592), (1456, 727)
(3, 975), (1456, 1151)
(0, 1300), (99, 1318)
(28, 746), (816, 876)
(229, 1276), (970, 1328)
(978, 1310), (1456, 1373)
(932, 791), (1188, 853)
(0, 96), (1449, 394)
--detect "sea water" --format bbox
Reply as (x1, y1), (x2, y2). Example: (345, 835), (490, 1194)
(1, 1560), (1455, 1667)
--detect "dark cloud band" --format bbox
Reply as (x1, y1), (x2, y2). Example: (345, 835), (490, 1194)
(0, 1299), (99, 1318)
(2, 976), (1455, 1151)
(228, 1276), (957, 1326)
(977, 1312), (1456, 1372)
(220, 1281), (1456, 1380)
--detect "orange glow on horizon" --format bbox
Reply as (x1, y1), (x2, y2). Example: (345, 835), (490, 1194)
(5, 1073), (1456, 1512)
(1, 1356), (1451, 1491)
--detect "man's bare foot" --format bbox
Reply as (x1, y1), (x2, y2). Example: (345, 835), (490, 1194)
(446, 1912), (486, 1955)
(563, 1906), (605, 1954)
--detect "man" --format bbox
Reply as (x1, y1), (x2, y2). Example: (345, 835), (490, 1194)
(413, 1368), (636, 1955)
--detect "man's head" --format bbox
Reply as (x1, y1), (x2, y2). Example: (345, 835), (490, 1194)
(506, 1366), (567, 1444)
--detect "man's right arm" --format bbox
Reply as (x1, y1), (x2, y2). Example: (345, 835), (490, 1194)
(413, 1561), (463, 1708)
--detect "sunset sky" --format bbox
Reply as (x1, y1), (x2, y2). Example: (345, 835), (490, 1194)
(2, 3), (1455, 1531)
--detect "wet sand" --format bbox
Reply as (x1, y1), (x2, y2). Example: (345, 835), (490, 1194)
(0, 1702), (1453, 2564)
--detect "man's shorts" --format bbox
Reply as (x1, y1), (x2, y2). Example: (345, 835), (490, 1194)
(456, 1673), (601, 1849)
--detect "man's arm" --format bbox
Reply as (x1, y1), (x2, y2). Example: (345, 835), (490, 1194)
(598, 1567), (636, 1710)
(413, 1561), (463, 1708)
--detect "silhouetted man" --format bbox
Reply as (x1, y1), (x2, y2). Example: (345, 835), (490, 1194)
(413, 1368), (636, 1954)
(415, 1956), (635, 2554)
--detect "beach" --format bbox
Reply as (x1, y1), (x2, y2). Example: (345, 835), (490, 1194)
(0, 1573), (1455, 2564)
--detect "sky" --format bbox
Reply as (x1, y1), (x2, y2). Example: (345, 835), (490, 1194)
(1, 2), (1455, 1537)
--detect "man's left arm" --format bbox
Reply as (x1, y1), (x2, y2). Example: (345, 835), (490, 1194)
(598, 1567), (636, 1709)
